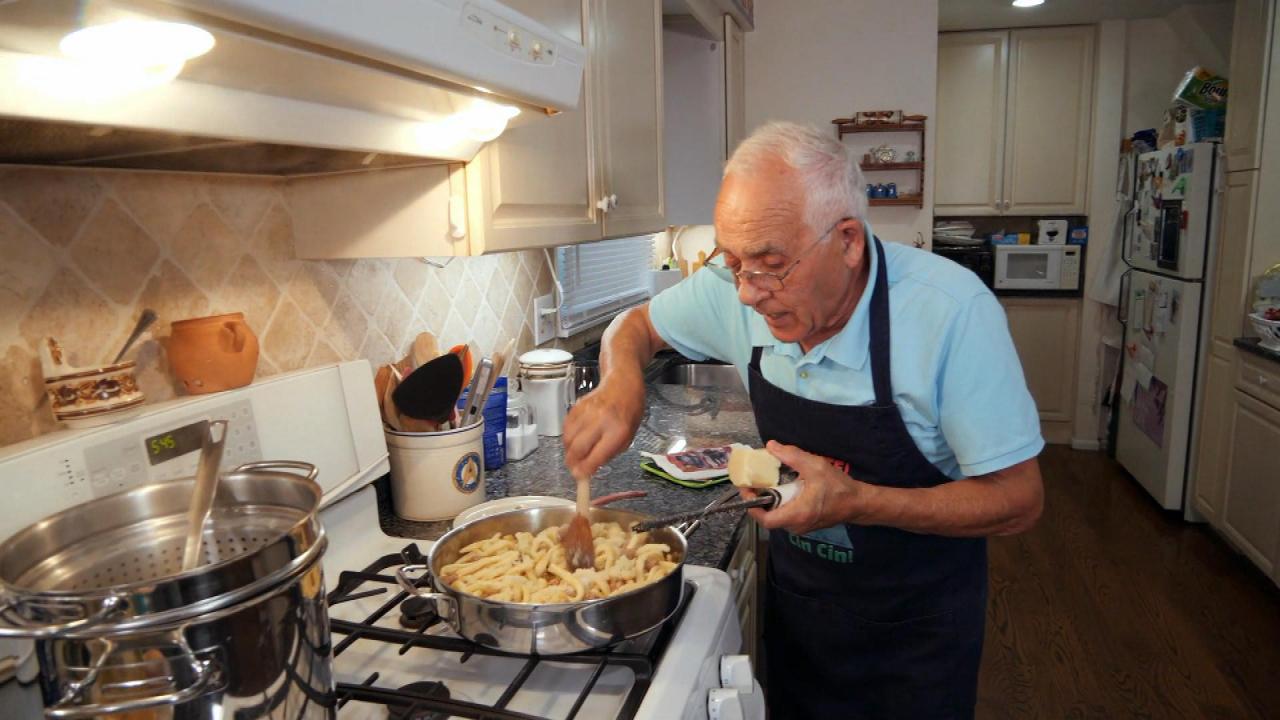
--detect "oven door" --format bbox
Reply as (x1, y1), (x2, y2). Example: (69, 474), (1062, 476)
(994, 246), (1063, 290)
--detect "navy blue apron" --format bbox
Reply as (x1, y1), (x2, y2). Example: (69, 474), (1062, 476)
(750, 237), (987, 719)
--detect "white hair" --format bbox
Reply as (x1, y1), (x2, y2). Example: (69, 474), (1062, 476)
(724, 121), (868, 234)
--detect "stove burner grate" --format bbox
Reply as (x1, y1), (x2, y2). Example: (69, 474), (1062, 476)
(387, 681), (452, 720)
(327, 543), (693, 720)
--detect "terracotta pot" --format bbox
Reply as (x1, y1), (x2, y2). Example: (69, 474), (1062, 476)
(168, 312), (259, 395)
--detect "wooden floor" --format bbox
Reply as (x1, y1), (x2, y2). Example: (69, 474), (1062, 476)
(978, 445), (1280, 719)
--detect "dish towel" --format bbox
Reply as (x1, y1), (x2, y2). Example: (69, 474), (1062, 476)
(1087, 149), (1134, 308)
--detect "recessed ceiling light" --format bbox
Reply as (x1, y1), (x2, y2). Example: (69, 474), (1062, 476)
(1012, 0), (1045, 7)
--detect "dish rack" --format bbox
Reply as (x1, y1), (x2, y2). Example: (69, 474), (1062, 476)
(1249, 313), (1280, 351)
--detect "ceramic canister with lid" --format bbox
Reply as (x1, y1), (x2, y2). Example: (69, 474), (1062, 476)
(517, 348), (573, 437)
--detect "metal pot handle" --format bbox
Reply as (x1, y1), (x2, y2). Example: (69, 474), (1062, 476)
(395, 565), (458, 625)
(232, 460), (319, 483)
(45, 635), (221, 719)
(0, 593), (127, 639)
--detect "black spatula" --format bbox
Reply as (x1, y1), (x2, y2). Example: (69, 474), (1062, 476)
(392, 351), (464, 422)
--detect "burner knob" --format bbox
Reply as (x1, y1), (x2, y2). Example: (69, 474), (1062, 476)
(720, 654), (754, 690)
(708, 688), (744, 720)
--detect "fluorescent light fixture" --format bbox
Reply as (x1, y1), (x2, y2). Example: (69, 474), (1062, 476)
(61, 20), (215, 67)
(411, 100), (522, 154)
(26, 20), (215, 100)
(17, 55), (184, 100)
(1011, 0), (1045, 7)
(457, 99), (521, 142)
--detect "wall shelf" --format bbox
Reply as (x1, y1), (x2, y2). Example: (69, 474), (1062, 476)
(834, 121), (926, 134)
(868, 194), (924, 208)
(834, 115), (927, 209)
(859, 161), (923, 171)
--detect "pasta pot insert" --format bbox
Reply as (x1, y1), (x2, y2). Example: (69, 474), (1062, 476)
(397, 504), (700, 656)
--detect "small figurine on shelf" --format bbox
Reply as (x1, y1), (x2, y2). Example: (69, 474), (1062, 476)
(905, 150), (917, 162)
(871, 145), (897, 164)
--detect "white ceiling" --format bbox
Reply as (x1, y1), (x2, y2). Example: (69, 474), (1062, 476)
(940, 0), (1230, 31)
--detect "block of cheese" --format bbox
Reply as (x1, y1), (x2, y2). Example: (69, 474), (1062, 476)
(728, 445), (781, 488)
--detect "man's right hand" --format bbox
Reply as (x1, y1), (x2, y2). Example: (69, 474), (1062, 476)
(562, 369), (646, 479)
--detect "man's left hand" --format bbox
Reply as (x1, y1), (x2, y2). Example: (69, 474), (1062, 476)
(740, 440), (865, 534)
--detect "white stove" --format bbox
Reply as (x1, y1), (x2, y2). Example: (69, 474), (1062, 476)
(0, 362), (763, 720)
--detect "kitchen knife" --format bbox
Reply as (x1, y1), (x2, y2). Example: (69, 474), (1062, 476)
(630, 483), (800, 533)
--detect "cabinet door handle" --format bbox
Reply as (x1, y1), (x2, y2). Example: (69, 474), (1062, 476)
(596, 195), (611, 212)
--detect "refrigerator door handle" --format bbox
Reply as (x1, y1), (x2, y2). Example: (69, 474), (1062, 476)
(1118, 269), (1133, 328)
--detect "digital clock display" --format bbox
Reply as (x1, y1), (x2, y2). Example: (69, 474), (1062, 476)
(144, 420), (209, 466)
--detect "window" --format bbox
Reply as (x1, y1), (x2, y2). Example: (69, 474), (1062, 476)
(552, 236), (654, 336)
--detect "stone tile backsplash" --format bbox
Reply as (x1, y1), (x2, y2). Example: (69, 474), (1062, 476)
(0, 166), (561, 446)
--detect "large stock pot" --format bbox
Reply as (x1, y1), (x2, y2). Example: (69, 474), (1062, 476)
(0, 461), (333, 719)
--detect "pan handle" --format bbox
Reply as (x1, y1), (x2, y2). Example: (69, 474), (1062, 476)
(395, 565), (458, 626)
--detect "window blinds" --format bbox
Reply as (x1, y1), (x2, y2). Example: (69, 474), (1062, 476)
(553, 236), (654, 336)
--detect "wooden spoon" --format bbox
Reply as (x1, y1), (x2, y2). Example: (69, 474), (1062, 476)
(410, 332), (439, 368)
(181, 420), (228, 571)
(563, 473), (595, 571)
(381, 369), (404, 432)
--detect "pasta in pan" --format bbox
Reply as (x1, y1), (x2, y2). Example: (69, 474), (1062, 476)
(439, 522), (678, 604)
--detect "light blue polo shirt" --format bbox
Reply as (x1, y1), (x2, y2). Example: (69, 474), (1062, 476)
(648, 234), (1043, 480)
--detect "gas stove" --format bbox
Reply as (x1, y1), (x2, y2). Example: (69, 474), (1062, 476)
(320, 486), (752, 720)
(0, 362), (762, 719)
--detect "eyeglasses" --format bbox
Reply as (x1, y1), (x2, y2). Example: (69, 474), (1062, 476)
(707, 217), (847, 292)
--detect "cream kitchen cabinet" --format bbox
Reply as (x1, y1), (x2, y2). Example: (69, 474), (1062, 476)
(1193, 347), (1280, 584)
(1210, 171), (1260, 353)
(1219, 389), (1280, 577)
(936, 26), (1094, 217)
(935, 31), (1008, 214)
(1000, 297), (1081, 444)
(1223, 0), (1275, 172)
(466, 0), (665, 254)
(726, 519), (759, 667)
(1190, 351), (1235, 523)
(1249, 4), (1280, 283)
(724, 13), (746, 159)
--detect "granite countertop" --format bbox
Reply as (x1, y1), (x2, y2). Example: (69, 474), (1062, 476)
(376, 380), (761, 570)
(1234, 336), (1280, 365)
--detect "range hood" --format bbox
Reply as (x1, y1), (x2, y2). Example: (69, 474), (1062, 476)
(0, 0), (586, 175)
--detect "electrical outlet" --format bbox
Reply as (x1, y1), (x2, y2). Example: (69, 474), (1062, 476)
(532, 293), (557, 345)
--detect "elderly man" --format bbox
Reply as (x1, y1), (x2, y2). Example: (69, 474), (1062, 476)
(563, 121), (1043, 719)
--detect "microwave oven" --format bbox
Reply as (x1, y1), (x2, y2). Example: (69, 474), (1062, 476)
(993, 244), (1082, 291)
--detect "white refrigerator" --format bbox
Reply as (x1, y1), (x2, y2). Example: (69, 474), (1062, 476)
(1117, 142), (1221, 515)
